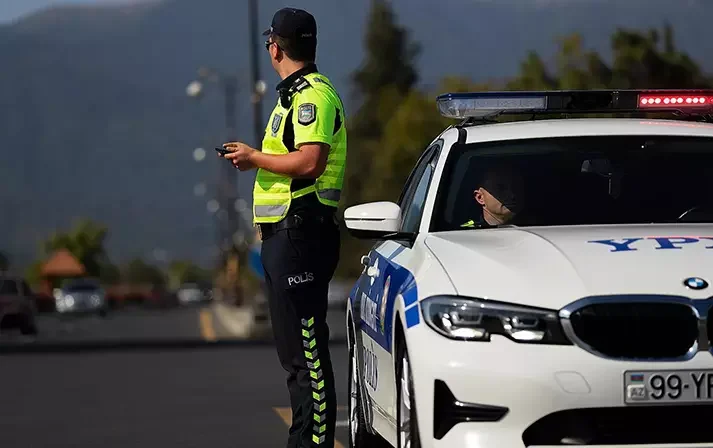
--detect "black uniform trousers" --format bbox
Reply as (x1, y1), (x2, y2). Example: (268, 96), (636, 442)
(260, 213), (340, 448)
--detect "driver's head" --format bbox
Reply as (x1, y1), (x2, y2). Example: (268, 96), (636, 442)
(474, 164), (525, 225)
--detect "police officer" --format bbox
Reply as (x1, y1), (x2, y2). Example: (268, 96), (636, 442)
(461, 165), (524, 228)
(221, 7), (345, 448)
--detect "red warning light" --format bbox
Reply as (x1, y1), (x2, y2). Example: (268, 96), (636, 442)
(638, 94), (712, 108)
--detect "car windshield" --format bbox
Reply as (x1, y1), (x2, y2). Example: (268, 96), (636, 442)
(433, 135), (713, 231)
(63, 282), (100, 292)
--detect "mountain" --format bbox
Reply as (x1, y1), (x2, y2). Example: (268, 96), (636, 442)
(1, 0), (712, 269)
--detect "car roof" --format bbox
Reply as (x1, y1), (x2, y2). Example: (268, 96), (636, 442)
(462, 118), (713, 145)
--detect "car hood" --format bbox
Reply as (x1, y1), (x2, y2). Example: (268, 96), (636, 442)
(424, 224), (713, 310)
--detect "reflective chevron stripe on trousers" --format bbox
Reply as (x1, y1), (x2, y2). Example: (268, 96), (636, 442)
(260, 219), (340, 448)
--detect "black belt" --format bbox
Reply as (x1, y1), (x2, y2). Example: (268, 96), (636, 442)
(258, 213), (336, 240)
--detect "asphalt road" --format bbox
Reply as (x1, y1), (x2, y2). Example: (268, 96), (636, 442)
(0, 302), (347, 346)
(0, 305), (352, 448)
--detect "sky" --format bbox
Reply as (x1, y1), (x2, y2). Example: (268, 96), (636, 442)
(0, 0), (138, 23)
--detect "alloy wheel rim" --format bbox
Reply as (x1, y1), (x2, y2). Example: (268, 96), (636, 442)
(399, 356), (411, 448)
(350, 347), (359, 444)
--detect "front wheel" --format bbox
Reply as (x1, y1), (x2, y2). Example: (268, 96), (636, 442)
(19, 317), (38, 336)
(396, 340), (421, 448)
(348, 335), (389, 448)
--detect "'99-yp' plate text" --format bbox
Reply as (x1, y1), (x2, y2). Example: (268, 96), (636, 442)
(625, 370), (713, 404)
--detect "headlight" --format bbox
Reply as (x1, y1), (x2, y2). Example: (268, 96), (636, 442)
(56, 295), (75, 311)
(420, 295), (571, 344)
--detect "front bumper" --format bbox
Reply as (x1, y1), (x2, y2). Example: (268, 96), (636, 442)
(409, 328), (713, 448)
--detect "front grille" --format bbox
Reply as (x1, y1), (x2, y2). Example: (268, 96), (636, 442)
(523, 405), (713, 445)
(567, 302), (697, 359)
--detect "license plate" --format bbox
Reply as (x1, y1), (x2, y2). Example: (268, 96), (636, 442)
(624, 370), (713, 404)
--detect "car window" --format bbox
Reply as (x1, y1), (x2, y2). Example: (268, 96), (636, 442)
(400, 146), (439, 233)
(64, 281), (100, 292)
(397, 142), (440, 208)
(0, 279), (19, 295)
(432, 135), (713, 231)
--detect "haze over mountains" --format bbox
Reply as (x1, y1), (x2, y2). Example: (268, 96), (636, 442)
(2, 0), (712, 268)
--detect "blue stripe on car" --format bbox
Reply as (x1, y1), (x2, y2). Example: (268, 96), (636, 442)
(349, 246), (419, 353)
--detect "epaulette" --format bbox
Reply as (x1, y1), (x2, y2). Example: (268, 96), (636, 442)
(280, 76), (313, 108)
(292, 76), (312, 93)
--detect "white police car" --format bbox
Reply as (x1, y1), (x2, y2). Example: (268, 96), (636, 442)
(344, 90), (713, 448)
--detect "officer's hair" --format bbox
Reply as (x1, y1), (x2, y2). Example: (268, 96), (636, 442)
(273, 35), (316, 63)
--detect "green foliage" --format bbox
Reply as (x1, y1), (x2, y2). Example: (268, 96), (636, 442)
(167, 260), (212, 290)
(337, 0), (423, 279)
(43, 218), (109, 277)
(337, 23), (711, 280)
(122, 258), (166, 287)
(343, 0), (421, 210)
(506, 25), (710, 91)
(99, 262), (121, 285)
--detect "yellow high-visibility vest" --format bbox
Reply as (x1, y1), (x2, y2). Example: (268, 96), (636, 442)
(253, 71), (347, 224)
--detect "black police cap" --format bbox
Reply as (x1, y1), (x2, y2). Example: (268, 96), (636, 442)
(262, 7), (317, 40)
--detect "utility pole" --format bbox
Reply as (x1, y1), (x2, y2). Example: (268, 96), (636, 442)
(186, 69), (243, 304)
(220, 75), (240, 255)
(248, 0), (264, 149)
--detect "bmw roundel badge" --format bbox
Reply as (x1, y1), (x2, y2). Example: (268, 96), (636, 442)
(684, 277), (709, 290)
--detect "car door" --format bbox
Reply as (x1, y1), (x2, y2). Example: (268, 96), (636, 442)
(357, 141), (442, 435)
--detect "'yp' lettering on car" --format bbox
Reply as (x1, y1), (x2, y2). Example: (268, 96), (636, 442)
(588, 236), (713, 252)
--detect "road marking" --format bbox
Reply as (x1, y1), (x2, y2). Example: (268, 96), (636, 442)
(273, 407), (347, 448)
(199, 309), (217, 342)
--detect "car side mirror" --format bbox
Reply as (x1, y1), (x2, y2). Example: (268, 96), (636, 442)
(344, 201), (414, 241)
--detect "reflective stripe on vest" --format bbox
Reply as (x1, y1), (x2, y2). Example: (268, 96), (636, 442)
(253, 72), (347, 224)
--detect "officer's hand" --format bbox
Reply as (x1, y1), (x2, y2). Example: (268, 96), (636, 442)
(222, 142), (254, 162)
(234, 160), (256, 171)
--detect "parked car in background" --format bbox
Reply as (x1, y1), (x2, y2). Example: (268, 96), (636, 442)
(54, 278), (108, 317)
(0, 275), (38, 336)
(176, 283), (212, 305)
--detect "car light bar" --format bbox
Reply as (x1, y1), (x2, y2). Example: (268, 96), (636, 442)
(437, 89), (713, 119)
(638, 94), (713, 108)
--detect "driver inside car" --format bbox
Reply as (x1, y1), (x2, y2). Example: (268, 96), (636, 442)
(461, 164), (525, 228)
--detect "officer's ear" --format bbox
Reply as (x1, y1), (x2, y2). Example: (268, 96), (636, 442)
(270, 40), (285, 63)
(474, 188), (486, 206)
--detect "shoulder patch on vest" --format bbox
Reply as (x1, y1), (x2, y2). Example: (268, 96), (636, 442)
(271, 113), (283, 136)
(294, 77), (311, 92)
(297, 103), (316, 126)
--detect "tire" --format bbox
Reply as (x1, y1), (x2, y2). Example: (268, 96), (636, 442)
(396, 337), (421, 448)
(20, 317), (38, 336)
(348, 330), (390, 448)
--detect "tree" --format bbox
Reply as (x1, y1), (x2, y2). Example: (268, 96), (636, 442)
(335, 24), (711, 280)
(507, 26), (710, 91)
(343, 0), (421, 209)
(122, 258), (165, 287)
(44, 218), (109, 277)
(98, 262), (121, 285)
(167, 260), (212, 290)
